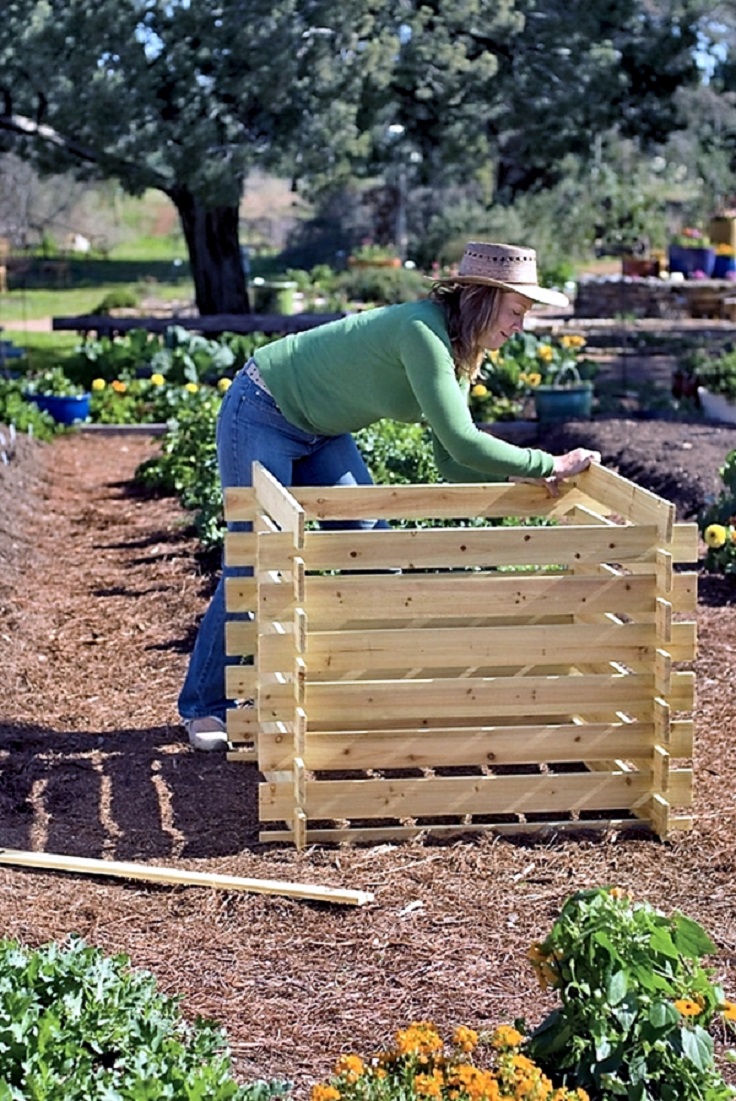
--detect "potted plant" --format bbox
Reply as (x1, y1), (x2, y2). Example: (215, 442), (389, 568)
(24, 366), (91, 424)
(494, 331), (596, 424)
(679, 346), (736, 424)
(668, 227), (716, 278)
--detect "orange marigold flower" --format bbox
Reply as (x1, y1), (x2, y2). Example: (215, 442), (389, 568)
(310, 1085), (341, 1101)
(491, 1024), (524, 1050)
(453, 1025), (478, 1053)
(414, 1069), (444, 1098)
(111, 379), (127, 393)
(395, 1021), (444, 1057)
(608, 887), (628, 899)
(334, 1054), (364, 1082)
(674, 998), (702, 1017)
(721, 1000), (736, 1021)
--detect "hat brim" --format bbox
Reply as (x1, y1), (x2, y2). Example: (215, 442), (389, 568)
(428, 274), (569, 309)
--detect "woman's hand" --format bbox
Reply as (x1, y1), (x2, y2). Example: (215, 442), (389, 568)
(551, 447), (601, 480)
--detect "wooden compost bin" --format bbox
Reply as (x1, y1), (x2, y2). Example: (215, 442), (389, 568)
(223, 462), (697, 848)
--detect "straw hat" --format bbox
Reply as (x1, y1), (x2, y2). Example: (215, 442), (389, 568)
(446, 241), (569, 308)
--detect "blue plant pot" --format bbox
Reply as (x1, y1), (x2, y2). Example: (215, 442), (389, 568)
(668, 245), (716, 278)
(27, 393), (91, 424)
(713, 255), (736, 279)
(534, 384), (593, 424)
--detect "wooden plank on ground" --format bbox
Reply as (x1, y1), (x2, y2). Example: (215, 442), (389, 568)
(0, 849), (373, 906)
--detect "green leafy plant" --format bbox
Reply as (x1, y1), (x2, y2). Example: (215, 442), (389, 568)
(681, 347), (736, 403)
(525, 887), (736, 1100)
(0, 936), (289, 1100)
(0, 378), (57, 440)
(23, 366), (87, 397)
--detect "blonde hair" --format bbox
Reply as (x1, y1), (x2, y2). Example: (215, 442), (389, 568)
(429, 281), (502, 381)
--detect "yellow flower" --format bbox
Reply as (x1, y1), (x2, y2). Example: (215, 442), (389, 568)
(334, 1054), (364, 1082)
(184, 382), (199, 394)
(217, 377), (232, 392)
(526, 372), (542, 387)
(674, 998), (702, 1017)
(453, 1025), (478, 1053)
(608, 886), (628, 899)
(491, 1024), (524, 1050)
(560, 334), (586, 349)
(471, 383), (488, 398)
(91, 378), (106, 391)
(488, 349), (503, 364)
(111, 379), (127, 393)
(721, 1000), (736, 1021)
(704, 523), (728, 548)
(310, 1086), (341, 1101)
(150, 373), (165, 386)
(536, 344), (554, 363)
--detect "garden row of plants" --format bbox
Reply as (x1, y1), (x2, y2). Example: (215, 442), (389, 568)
(2, 888), (734, 1099)
(6, 322), (736, 573)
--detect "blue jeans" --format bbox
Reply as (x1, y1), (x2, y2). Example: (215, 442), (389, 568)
(178, 366), (385, 723)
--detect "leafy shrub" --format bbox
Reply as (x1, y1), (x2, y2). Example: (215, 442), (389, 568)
(333, 266), (426, 306)
(355, 421), (438, 486)
(525, 887), (736, 1100)
(679, 346), (736, 403)
(0, 936), (289, 1100)
(93, 286), (140, 313)
(0, 379), (56, 440)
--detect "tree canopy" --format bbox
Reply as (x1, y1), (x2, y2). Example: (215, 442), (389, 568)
(0, 0), (725, 312)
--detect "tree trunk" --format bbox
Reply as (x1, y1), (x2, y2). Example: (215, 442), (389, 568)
(170, 189), (250, 315)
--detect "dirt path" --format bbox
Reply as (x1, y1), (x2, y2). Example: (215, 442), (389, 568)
(1, 429), (736, 1093)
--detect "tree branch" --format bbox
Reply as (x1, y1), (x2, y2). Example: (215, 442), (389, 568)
(0, 110), (170, 191)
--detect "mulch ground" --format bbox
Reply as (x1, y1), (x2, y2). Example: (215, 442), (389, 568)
(1, 420), (736, 1094)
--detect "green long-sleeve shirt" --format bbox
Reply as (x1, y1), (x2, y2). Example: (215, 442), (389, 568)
(255, 299), (555, 481)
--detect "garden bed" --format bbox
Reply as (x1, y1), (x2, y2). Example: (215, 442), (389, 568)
(1, 421), (735, 1095)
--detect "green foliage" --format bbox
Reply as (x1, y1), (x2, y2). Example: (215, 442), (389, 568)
(0, 935), (289, 1100)
(0, 379), (56, 440)
(136, 387), (224, 551)
(333, 267), (426, 306)
(355, 421), (438, 486)
(681, 346), (736, 403)
(525, 887), (736, 1100)
(23, 366), (87, 397)
(93, 286), (140, 313)
(699, 449), (736, 574)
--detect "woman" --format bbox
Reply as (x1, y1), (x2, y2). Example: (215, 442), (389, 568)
(180, 241), (600, 750)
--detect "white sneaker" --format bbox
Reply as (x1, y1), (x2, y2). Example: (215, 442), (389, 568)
(184, 716), (229, 752)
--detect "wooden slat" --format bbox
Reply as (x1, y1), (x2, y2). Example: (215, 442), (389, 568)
(259, 769), (663, 821)
(573, 464), (675, 540)
(225, 620), (257, 657)
(256, 524), (662, 574)
(260, 766), (693, 822)
(253, 462), (305, 544)
(224, 576), (258, 614)
(223, 486), (257, 523)
(289, 481), (567, 521)
(224, 530), (257, 568)
(262, 818), (656, 843)
(301, 572), (657, 626)
(257, 720), (660, 773)
(0, 848), (373, 906)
